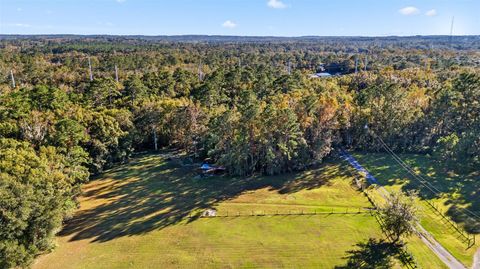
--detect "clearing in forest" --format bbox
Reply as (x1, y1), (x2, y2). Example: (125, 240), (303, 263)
(34, 153), (446, 268)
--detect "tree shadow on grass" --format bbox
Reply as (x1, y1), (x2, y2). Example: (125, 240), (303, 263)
(353, 152), (480, 234)
(335, 238), (402, 269)
(59, 153), (351, 243)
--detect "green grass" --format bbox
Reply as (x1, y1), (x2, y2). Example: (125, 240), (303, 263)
(33, 153), (446, 269)
(352, 152), (479, 267)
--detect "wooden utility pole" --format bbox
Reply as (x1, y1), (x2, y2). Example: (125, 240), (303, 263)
(114, 64), (119, 82)
(364, 55), (368, 72)
(198, 62), (204, 81)
(10, 70), (16, 88)
(354, 56), (358, 74)
(153, 127), (158, 151)
(88, 57), (93, 81)
(113, 50), (119, 82)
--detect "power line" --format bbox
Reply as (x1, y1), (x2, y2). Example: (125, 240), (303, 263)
(368, 127), (480, 221)
(373, 133), (443, 195)
(375, 132), (480, 220)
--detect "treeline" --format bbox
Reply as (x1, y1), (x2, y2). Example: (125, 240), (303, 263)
(0, 38), (479, 268)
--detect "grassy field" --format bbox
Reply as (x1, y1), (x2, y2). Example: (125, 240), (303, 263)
(353, 152), (479, 267)
(34, 153), (446, 269)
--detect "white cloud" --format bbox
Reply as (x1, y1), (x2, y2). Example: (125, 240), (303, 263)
(97, 21), (115, 27)
(267, 0), (287, 9)
(3, 23), (31, 28)
(222, 20), (237, 29)
(17, 7), (22, 12)
(399, 6), (420, 16)
(425, 9), (437, 17)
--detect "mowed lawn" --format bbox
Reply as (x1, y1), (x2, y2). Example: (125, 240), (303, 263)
(352, 152), (479, 267)
(34, 153), (444, 269)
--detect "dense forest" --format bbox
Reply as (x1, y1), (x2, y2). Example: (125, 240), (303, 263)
(0, 35), (479, 268)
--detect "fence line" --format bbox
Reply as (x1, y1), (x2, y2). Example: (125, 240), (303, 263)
(422, 199), (476, 248)
(343, 149), (476, 249)
(193, 208), (375, 218)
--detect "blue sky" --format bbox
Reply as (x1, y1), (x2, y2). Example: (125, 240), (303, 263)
(0, 0), (478, 36)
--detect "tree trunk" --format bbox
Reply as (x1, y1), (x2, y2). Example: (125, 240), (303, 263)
(153, 127), (158, 151)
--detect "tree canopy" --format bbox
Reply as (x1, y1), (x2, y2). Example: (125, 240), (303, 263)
(0, 36), (479, 268)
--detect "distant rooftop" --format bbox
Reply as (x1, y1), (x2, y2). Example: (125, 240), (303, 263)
(310, 72), (332, 78)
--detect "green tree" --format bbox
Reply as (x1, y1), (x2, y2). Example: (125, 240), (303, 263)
(123, 75), (148, 106)
(85, 78), (121, 107)
(380, 192), (418, 242)
(0, 138), (88, 269)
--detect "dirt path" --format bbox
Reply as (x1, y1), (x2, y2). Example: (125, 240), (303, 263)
(473, 248), (480, 269)
(415, 225), (466, 269)
(340, 151), (467, 269)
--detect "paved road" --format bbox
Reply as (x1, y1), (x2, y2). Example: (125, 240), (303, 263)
(340, 150), (467, 269)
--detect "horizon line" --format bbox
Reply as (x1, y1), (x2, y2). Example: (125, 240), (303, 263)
(1, 34), (479, 38)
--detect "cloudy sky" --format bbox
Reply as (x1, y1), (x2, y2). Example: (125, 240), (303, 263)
(0, 0), (478, 36)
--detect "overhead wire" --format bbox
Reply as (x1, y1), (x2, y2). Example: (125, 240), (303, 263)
(368, 127), (480, 221)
